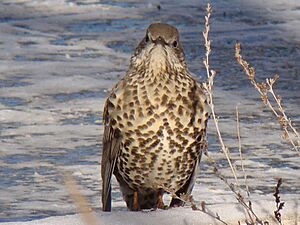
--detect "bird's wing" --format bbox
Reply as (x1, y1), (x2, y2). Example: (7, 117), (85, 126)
(184, 81), (210, 192)
(101, 81), (125, 212)
(187, 81), (210, 191)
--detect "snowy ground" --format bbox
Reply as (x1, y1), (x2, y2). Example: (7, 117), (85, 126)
(0, 0), (299, 224)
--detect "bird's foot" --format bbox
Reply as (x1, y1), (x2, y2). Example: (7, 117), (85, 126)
(157, 193), (168, 210)
(132, 191), (140, 211)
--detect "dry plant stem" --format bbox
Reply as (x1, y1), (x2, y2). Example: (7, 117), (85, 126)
(267, 79), (300, 140)
(273, 178), (284, 225)
(235, 43), (300, 153)
(202, 4), (265, 225)
(202, 3), (238, 183)
(162, 186), (229, 225)
(64, 173), (98, 225)
(204, 151), (263, 225)
(236, 105), (249, 196)
(267, 81), (300, 147)
(202, 4), (261, 224)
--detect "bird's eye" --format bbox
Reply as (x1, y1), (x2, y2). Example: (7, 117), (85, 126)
(172, 40), (178, 48)
(145, 34), (150, 43)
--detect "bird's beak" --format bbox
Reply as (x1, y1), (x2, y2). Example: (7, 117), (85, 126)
(154, 37), (166, 46)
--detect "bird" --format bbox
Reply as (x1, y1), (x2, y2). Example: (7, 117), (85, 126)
(101, 23), (210, 211)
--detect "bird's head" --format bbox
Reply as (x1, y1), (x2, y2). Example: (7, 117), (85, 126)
(130, 23), (187, 74)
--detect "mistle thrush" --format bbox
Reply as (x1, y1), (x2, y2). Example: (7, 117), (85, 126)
(101, 23), (210, 211)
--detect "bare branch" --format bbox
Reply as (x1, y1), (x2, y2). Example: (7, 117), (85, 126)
(235, 43), (300, 153)
(202, 3), (239, 184)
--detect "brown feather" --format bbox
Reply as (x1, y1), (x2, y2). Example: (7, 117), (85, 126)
(101, 100), (122, 211)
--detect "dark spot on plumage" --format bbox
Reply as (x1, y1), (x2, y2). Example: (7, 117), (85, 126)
(150, 138), (159, 147)
(161, 94), (168, 105)
(156, 127), (162, 135)
(170, 149), (176, 154)
(181, 96), (189, 105)
(159, 111), (165, 117)
(166, 170), (172, 175)
(182, 139), (189, 146)
(123, 113), (128, 119)
(131, 146), (138, 153)
(170, 114), (176, 120)
(167, 128), (174, 135)
(147, 130), (155, 135)
(107, 100), (114, 109)
(190, 151), (197, 159)
(134, 129), (142, 136)
(134, 174), (142, 180)
(167, 102), (176, 110)
(175, 121), (184, 129)
(175, 161), (180, 169)
(196, 134), (202, 142)
(147, 109), (153, 116)
(111, 118), (117, 126)
(176, 94), (182, 101)
(178, 105), (184, 116)
(138, 137), (145, 142)
(133, 95), (138, 101)
(153, 114), (159, 119)
(157, 166), (163, 171)
(139, 139), (146, 147)
(187, 159), (194, 164)
(151, 153), (158, 162)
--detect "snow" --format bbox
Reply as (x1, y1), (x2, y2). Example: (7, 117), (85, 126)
(0, 201), (299, 225)
(0, 0), (299, 224)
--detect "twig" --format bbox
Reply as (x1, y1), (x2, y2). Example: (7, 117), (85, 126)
(202, 3), (239, 184)
(201, 4), (267, 224)
(64, 172), (98, 225)
(161, 185), (229, 225)
(204, 151), (264, 225)
(235, 43), (300, 153)
(273, 178), (285, 225)
(236, 105), (250, 196)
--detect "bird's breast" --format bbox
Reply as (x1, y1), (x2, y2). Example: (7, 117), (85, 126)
(113, 75), (206, 191)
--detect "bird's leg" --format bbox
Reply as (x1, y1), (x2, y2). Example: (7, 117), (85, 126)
(132, 191), (140, 211)
(157, 192), (168, 209)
